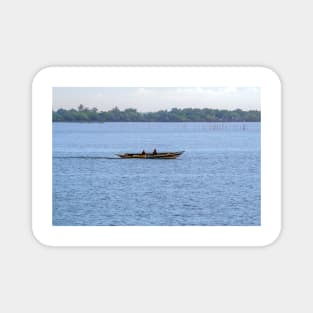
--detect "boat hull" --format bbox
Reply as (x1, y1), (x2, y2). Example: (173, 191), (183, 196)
(116, 151), (184, 159)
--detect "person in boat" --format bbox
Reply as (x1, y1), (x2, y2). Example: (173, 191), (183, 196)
(152, 148), (157, 155)
(141, 150), (146, 155)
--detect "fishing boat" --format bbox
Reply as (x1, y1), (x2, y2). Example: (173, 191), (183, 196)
(116, 151), (184, 159)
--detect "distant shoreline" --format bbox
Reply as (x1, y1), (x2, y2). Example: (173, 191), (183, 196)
(53, 106), (260, 123)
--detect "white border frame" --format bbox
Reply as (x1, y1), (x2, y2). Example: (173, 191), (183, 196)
(32, 67), (281, 246)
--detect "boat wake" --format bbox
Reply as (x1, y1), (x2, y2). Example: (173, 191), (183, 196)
(53, 156), (122, 160)
(53, 156), (181, 160)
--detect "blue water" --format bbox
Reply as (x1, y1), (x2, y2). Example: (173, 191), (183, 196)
(53, 122), (260, 226)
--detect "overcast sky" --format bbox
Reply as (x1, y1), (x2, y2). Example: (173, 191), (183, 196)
(53, 87), (260, 112)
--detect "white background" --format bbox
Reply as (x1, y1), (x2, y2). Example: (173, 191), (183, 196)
(33, 67), (281, 246)
(0, 0), (310, 312)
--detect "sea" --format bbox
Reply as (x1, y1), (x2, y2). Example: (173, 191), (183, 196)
(53, 122), (261, 226)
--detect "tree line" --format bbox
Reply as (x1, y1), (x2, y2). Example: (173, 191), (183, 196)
(53, 105), (260, 122)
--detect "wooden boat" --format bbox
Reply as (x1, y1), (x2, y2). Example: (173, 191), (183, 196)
(116, 151), (184, 159)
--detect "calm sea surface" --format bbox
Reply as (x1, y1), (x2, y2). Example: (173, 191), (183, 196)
(53, 122), (260, 226)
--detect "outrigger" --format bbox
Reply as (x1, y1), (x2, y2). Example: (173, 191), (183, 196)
(116, 151), (184, 159)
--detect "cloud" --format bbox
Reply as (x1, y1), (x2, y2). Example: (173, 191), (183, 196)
(223, 87), (238, 94)
(53, 87), (260, 111)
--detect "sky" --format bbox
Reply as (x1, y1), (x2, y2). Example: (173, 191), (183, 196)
(53, 87), (260, 112)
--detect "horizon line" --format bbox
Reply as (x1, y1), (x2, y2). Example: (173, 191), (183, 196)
(53, 106), (261, 113)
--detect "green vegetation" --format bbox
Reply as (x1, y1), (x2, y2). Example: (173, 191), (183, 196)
(53, 105), (260, 122)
